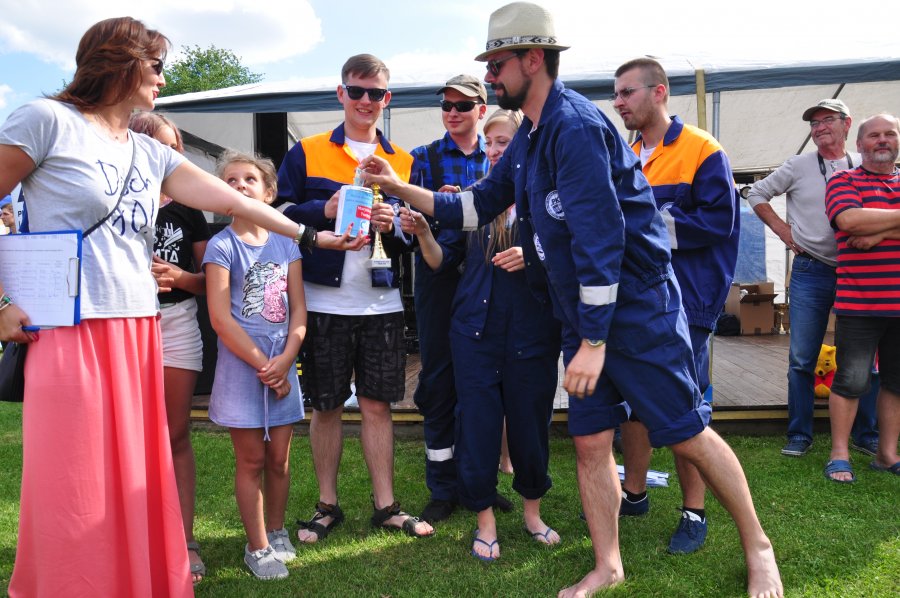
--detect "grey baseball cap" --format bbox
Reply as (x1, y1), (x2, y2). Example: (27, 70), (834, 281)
(802, 99), (850, 121)
(437, 74), (488, 104)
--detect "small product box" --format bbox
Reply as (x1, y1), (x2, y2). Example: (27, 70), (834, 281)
(335, 185), (373, 238)
(724, 281), (778, 335)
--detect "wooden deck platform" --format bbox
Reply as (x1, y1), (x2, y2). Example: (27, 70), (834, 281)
(192, 331), (834, 432)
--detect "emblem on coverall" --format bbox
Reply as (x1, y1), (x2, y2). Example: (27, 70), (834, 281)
(533, 233), (545, 261)
(545, 190), (564, 220)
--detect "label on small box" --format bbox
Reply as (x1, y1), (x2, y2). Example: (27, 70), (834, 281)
(335, 185), (373, 238)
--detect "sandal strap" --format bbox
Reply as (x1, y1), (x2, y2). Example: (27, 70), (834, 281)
(370, 500), (403, 527)
(297, 502), (344, 537)
(401, 516), (428, 537)
(313, 501), (340, 520)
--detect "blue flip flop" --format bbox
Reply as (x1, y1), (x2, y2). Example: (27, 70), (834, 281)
(824, 459), (856, 483)
(471, 529), (499, 562)
(524, 526), (559, 545)
(869, 460), (900, 475)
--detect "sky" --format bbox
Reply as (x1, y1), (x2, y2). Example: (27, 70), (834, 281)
(0, 0), (897, 124)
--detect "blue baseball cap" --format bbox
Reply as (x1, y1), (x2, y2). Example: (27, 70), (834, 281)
(0, 195), (11, 207)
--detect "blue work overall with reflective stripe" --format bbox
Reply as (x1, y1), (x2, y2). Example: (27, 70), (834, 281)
(450, 229), (560, 511)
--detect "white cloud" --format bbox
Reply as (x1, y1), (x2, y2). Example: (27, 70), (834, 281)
(0, 84), (11, 109)
(0, 0), (323, 70)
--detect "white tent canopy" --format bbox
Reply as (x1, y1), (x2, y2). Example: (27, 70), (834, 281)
(155, 57), (900, 175)
(155, 57), (900, 298)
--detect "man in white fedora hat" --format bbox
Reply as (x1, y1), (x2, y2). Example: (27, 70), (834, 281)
(361, 3), (782, 597)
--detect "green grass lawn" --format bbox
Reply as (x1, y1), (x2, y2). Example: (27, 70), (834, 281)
(0, 402), (897, 597)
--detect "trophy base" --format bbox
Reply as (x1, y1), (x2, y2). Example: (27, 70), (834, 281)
(367, 258), (392, 269)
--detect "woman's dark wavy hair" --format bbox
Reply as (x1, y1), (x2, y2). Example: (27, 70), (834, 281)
(53, 17), (170, 109)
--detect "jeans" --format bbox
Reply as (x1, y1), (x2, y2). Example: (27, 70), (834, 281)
(786, 254), (878, 444)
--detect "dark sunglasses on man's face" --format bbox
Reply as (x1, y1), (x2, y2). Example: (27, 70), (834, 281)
(343, 85), (388, 101)
(151, 59), (164, 76)
(486, 52), (523, 77)
(440, 100), (480, 113)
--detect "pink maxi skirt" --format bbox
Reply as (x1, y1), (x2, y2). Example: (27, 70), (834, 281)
(8, 317), (193, 598)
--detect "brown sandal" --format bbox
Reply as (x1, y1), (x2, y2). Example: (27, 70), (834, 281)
(297, 501), (344, 542)
(370, 500), (434, 538)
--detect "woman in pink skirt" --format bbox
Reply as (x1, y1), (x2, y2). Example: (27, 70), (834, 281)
(0, 16), (362, 598)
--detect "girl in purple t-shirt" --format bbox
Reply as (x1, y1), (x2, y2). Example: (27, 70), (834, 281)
(203, 151), (306, 580)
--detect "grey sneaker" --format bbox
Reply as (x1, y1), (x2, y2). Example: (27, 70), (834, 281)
(244, 544), (289, 580)
(850, 438), (879, 457)
(267, 528), (297, 562)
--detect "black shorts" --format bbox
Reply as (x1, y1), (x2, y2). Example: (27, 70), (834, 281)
(831, 315), (900, 398)
(300, 311), (407, 412)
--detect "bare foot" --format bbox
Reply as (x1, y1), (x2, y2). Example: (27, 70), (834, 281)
(746, 542), (784, 598)
(558, 567), (624, 598)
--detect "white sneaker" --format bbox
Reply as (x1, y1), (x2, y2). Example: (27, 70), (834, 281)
(244, 544), (289, 580)
(267, 528), (297, 562)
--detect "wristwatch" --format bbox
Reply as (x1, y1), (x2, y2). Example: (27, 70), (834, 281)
(585, 338), (606, 348)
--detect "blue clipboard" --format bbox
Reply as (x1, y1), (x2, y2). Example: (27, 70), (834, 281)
(0, 230), (82, 327)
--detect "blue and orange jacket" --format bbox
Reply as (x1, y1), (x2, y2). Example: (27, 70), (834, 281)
(632, 116), (739, 330)
(275, 123), (415, 288)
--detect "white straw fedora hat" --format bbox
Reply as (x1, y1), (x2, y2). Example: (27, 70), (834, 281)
(475, 2), (569, 62)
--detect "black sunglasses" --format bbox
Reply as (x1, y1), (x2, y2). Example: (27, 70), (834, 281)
(343, 85), (388, 101)
(440, 100), (480, 113)
(486, 52), (524, 77)
(151, 59), (164, 76)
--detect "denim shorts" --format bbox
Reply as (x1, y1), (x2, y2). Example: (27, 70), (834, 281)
(831, 315), (900, 397)
(300, 311), (407, 411)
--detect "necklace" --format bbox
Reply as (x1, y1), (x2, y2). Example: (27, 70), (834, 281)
(91, 112), (127, 142)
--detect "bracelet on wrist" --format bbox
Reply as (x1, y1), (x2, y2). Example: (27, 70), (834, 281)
(294, 224), (317, 251)
(0, 294), (12, 312)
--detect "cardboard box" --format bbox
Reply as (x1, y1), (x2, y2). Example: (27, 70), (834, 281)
(725, 282), (778, 335)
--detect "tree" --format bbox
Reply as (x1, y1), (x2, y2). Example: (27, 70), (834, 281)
(160, 45), (263, 97)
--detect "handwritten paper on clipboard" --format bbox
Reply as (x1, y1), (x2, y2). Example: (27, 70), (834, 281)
(0, 230), (82, 327)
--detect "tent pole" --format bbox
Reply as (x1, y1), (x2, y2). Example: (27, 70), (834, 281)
(695, 69), (707, 131)
(712, 91), (721, 139)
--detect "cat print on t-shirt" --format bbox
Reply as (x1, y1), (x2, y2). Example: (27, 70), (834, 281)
(241, 261), (287, 323)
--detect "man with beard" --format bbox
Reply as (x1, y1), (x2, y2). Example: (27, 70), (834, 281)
(823, 113), (900, 482)
(361, 4), (783, 597)
(612, 57), (739, 555)
(747, 100), (879, 460)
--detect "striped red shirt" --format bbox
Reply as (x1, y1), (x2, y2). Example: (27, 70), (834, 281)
(826, 166), (900, 316)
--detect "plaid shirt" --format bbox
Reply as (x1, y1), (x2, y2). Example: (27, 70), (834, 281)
(410, 132), (489, 275)
(411, 132), (489, 192)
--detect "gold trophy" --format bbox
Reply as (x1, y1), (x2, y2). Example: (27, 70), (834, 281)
(368, 183), (392, 269)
